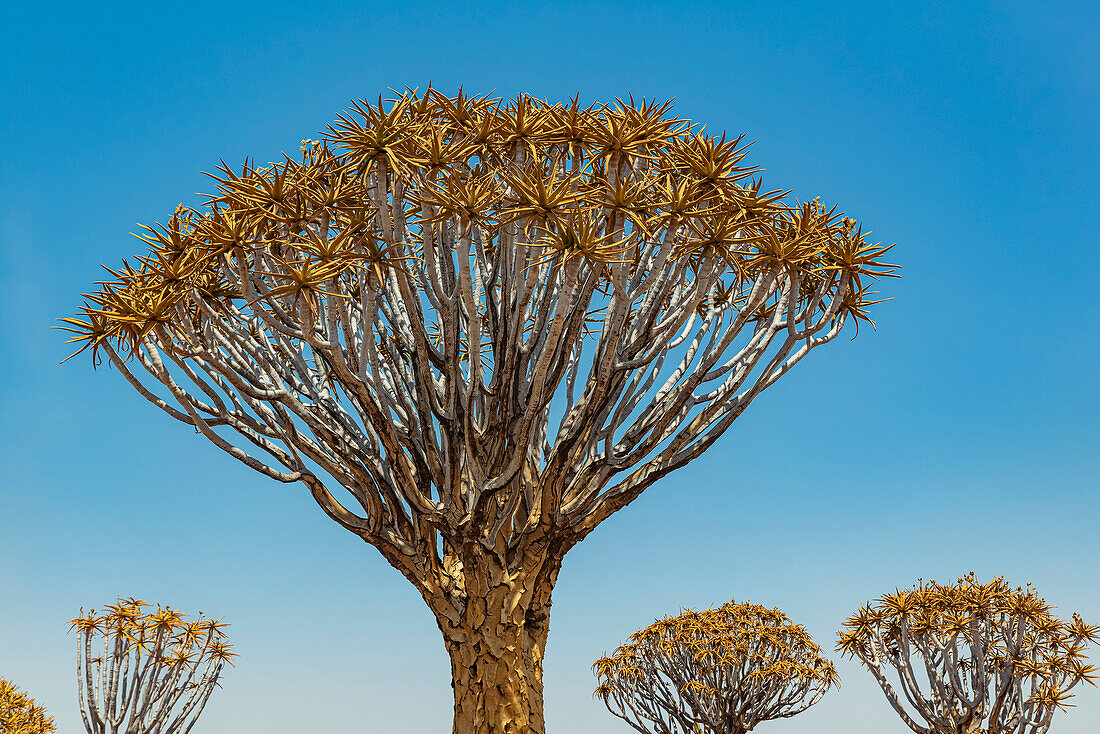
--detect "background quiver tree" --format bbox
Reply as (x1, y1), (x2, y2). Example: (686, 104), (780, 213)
(58, 86), (897, 734)
(67, 597), (237, 734)
(593, 599), (839, 734)
(837, 573), (1100, 734)
(0, 677), (56, 734)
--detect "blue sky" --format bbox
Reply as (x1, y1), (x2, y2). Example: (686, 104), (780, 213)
(1, 1), (1097, 732)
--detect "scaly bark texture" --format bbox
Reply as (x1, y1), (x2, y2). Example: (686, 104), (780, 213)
(61, 88), (898, 733)
(446, 620), (548, 734)
(438, 563), (555, 732)
(422, 537), (561, 733)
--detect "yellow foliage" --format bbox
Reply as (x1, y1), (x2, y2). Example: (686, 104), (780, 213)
(837, 573), (1100, 722)
(57, 86), (898, 367)
(0, 677), (55, 734)
(594, 599), (838, 732)
(68, 597), (237, 671)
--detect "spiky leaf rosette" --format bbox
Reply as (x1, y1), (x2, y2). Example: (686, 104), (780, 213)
(593, 600), (839, 734)
(67, 598), (237, 734)
(57, 87), (898, 573)
(0, 677), (56, 734)
(837, 573), (1100, 734)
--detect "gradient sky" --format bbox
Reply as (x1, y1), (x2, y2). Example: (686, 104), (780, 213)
(2, 1), (1097, 732)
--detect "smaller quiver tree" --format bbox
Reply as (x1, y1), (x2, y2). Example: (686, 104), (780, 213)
(0, 677), (56, 734)
(593, 599), (839, 734)
(67, 597), (237, 734)
(837, 573), (1100, 734)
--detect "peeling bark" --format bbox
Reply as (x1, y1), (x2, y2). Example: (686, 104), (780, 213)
(425, 543), (560, 734)
(442, 612), (550, 734)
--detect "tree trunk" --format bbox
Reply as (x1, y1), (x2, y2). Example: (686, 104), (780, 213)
(442, 612), (550, 734)
(427, 543), (560, 734)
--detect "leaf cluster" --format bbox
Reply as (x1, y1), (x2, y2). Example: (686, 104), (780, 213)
(593, 600), (837, 734)
(68, 597), (236, 734)
(57, 86), (898, 366)
(0, 677), (55, 734)
(68, 596), (237, 672)
(837, 573), (1099, 726)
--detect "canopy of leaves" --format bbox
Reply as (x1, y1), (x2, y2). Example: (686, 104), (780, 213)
(837, 573), (1100, 733)
(55, 87), (900, 571)
(58, 87), (897, 367)
(0, 677), (56, 734)
(68, 597), (236, 669)
(593, 599), (838, 734)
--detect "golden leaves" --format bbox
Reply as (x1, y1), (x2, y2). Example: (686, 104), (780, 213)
(498, 157), (582, 231)
(59, 87), (900, 366)
(526, 210), (634, 273)
(419, 171), (502, 230)
(253, 257), (356, 320)
(594, 599), (838, 722)
(662, 131), (756, 190)
(494, 95), (556, 155)
(820, 217), (899, 288)
(56, 309), (116, 366)
(329, 93), (426, 177)
(837, 573), (1100, 721)
(586, 96), (686, 165)
(67, 597), (236, 670)
(677, 208), (756, 270)
(587, 165), (659, 236)
(0, 677), (55, 734)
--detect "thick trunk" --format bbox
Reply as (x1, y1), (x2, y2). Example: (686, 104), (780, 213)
(442, 611), (550, 733)
(425, 543), (560, 734)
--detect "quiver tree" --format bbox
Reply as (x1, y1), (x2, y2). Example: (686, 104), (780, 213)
(837, 573), (1100, 734)
(0, 677), (56, 734)
(58, 87), (897, 734)
(593, 599), (839, 733)
(67, 598), (236, 734)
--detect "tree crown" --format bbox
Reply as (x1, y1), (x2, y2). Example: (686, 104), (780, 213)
(55, 87), (900, 563)
(68, 597), (237, 670)
(595, 600), (838, 733)
(59, 87), (896, 367)
(838, 573), (1100, 717)
(68, 597), (236, 734)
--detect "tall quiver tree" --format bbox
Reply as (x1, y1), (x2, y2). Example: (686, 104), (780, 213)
(58, 88), (898, 734)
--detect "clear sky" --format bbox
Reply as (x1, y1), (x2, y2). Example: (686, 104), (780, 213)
(1, 1), (1097, 732)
